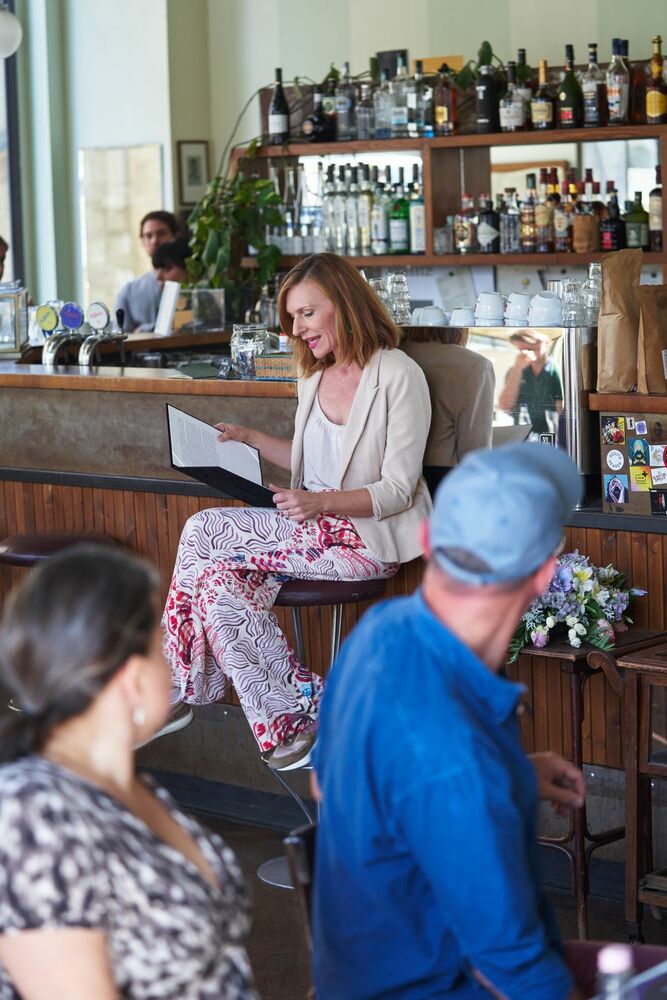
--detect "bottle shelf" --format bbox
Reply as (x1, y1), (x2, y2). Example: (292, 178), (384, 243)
(242, 251), (666, 270)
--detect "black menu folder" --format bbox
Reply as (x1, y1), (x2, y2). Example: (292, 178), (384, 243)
(166, 404), (275, 507)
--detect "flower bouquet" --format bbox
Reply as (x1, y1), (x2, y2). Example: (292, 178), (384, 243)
(508, 550), (646, 662)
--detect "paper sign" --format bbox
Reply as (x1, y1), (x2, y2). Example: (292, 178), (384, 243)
(630, 466), (652, 491)
(649, 445), (667, 467)
(607, 449), (624, 471)
(651, 467), (667, 487)
(636, 420), (648, 435)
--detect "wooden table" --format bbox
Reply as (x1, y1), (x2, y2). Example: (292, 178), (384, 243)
(522, 629), (667, 940)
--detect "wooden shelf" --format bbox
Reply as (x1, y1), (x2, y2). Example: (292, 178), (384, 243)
(589, 392), (667, 414)
(242, 252), (666, 270)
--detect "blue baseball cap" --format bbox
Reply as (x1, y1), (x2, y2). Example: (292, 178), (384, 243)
(430, 443), (582, 586)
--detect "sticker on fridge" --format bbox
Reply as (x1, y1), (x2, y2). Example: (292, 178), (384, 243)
(649, 445), (667, 467)
(601, 416), (625, 446)
(651, 467), (667, 487)
(630, 466), (652, 491)
(628, 438), (650, 466)
(606, 450), (625, 471)
(604, 475), (628, 504)
(650, 490), (667, 515)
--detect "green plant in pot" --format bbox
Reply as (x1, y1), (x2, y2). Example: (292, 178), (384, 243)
(187, 139), (283, 322)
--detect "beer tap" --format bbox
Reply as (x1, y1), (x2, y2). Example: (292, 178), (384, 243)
(78, 302), (128, 367)
(41, 302), (85, 366)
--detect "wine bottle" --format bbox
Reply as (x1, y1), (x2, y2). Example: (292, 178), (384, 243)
(557, 45), (583, 128)
(649, 166), (663, 252)
(302, 88), (335, 142)
(475, 64), (500, 133)
(268, 67), (290, 145)
(530, 59), (555, 130)
(625, 191), (650, 250)
(646, 35), (667, 125)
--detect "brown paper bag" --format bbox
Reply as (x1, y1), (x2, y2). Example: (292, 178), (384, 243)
(596, 249), (643, 392)
(637, 285), (667, 394)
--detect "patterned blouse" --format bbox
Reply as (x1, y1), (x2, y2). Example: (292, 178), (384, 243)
(0, 756), (257, 999)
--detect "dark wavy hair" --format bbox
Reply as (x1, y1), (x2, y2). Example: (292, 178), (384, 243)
(0, 545), (159, 762)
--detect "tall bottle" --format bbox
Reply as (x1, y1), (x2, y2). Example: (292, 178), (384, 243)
(332, 165), (348, 255)
(407, 59), (426, 137)
(267, 165), (283, 249)
(389, 168), (410, 253)
(553, 181), (574, 251)
(370, 167), (390, 255)
(475, 65), (500, 133)
(535, 168), (554, 252)
(499, 188), (521, 253)
(572, 180), (599, 253)
(600, 190), (626, 251)
(646, 35), (667, 125)
(455, 194), (477, 255)
(624, 40), (646, 125)
(391, 56), (410, 138)
(625, 190), (650, 250)
(649, 165), (663, 252)
(357, 165), (373, 257)
(606, 39), (630, 125)
(345, 166), (360, 256)
(302, 88), (336, 142)
(335, 62), (356, 140)
(530, 59), (555, 130)
(433, 66), (458, 135)
(557, 45), (583, 128)
(321, 73), (337, 135)
(520, 173), (537, 252)
(355, 83), (375, 140)
(581, 43), (607, 126)
(476, 195), (500, 253)
(268, 68), (290, 145)
(281, 166), (297, 253)
(373, 70), (393, 138)
(515, 49), (534, 126)
(409, 167), (426, 254)
(499, 61), (527, 132)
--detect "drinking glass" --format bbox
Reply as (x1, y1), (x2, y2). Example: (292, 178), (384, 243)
(561, 280), (586, 327)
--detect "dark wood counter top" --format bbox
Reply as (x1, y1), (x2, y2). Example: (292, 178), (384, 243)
(589, 393), (667, 414)
(0, 362), (297, 397)
(17, 328), (233, 364)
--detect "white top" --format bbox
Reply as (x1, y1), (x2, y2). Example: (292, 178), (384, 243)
(302, 393), (344, 492)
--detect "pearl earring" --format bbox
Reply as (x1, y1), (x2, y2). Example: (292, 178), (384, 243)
(132, 706), (147, 727)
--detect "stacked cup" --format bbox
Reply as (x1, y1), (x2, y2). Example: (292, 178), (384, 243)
(504, 292), (531, 327)
(474, 292), (505, 327)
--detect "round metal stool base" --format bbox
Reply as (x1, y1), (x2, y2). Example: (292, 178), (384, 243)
(257, 856), (294, 889)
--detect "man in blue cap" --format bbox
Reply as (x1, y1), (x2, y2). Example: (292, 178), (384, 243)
(312, 443), (585, 1000)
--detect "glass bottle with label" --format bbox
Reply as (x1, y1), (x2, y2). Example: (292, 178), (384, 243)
(623, 40), (646, 125)
(625, 191), (650, 250)
(373, 70), (393, 138)
(535, 168), (554, 252)
(370, 168), (389, 255)
(646, 35), (667, 125)
(455, 194), (477, 255)
(281, 167), (297, 254)
(582, 43), (607, 126)
(409, 168), (426, 254)
(606, 39), (630, 125)
(302, 89), (336, 142)
(391, 56), (410, 138)
(475, 65), (500, 133)
(335, 62), (357, 140)
(321, 74), (337, 135)
(432, 67), (458, 135)
(389, 168), (410, 254)
(649, 165), (663, 252)
(572, 181), (600, 253)
(332, 166), (348, 255)
(499, 61), (527, 132)
(345, 166), (360, 256)
(531, 59), (555, 130)
(355, 83), (375, 140)
(553, 181), (574, 252)
(499, 188), (521, 254)
(557, 45), (583, 128)
(407, 59), (426, 137)
(268, 68), (290, 144)
(321, 165), (336, 252)
(520, 174), (537, 252)
(358, 165), (373, 257)
(476, 195), (500, 253)
(515, 49), (534, 126)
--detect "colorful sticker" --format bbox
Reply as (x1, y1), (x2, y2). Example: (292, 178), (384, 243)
(651, 467), (667, 487)
(602, 416), (625, 446)
(35, 303), (59, 332)
(649, 445), (667, 467)
(605, 474), (629, 504)
(630, 466), (652, 491)
(627, 416), (636, 430)
(606, 449), (625, 471)
(629, 438), (650, 466)
(636, 420), (648, 435)
(649, 419), (666, 443)
(650, 490), (667, 515)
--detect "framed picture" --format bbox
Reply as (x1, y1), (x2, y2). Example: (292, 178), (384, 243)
(177, 140), (210, 205)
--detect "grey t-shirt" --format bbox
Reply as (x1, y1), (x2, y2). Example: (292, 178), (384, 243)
(115, 270), (161, 331)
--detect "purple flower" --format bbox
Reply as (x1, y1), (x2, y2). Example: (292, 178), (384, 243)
(530, 626), (549, 649)
(551, 565), (574, 593)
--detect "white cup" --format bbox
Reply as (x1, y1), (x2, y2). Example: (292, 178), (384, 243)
(505, 292), (531, 318)
(419, 305), (448, 326)
(449, 307), (475, 327)
(474, 291), (505, 321)
(528, 291), (563, 327)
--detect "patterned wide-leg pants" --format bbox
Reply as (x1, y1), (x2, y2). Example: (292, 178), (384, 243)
(162, 506), (395, 752)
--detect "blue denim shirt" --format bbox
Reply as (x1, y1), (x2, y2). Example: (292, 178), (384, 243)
(312, 591), (572, 1000)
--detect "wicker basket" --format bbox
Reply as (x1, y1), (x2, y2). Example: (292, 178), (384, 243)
(254, 352), (298, 380)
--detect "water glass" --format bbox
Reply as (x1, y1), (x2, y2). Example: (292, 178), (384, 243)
(561, 280), (586, 327)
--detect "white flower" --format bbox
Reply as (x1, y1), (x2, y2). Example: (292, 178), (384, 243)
(566, 615), (578, 627)
(546, 616), (556, 629)
(570, 636), (582, 648)
(568, 628), (578, 642)
(575, 623), (587, 636)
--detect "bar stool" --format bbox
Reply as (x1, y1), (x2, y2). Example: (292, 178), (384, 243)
(0, 531), (114, 567)
(257, 575), (389, 889)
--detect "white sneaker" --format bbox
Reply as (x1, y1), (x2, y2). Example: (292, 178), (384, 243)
(267, 729), (316, 771)
(136, 703), (194, 749)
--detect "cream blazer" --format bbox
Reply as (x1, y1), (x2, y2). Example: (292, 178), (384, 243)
(290, 348), (432, 564)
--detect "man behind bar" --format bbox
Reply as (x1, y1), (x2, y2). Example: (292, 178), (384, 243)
(115, 210), (177, 331)
(313, 443), (584, 1000)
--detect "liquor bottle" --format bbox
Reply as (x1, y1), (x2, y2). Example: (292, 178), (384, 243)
(600, 191), (626, 251)
(310, 163), (325, 253)
(606, 39), (630, 125)
(370, 168), (389, 255)
(520, 173), (537, 252)
(345, 166), (360, 256)
(389, 168), (410, 253)
(649, 165), (663, 252)
(499, 61), (527, 132)
(531, 59), (555, 130)
(281, 166), (297, 253)
(293, 163), (306, 254)
(409, 168), (426, 254)
(358, 165), (373, 256)
(407, 59), (427, 137)
(553, 181), (573, 251)
(646, 35), (667, 125)
(623, 40), (647, 125)
(548, 167), (561, 204)
(624, 191), (650, 249)
(499, 188), (521, 253)
(591, 181), (604, 220)
(515, 49), (534, 125)
(268, 67), (290, 145)
(476, 195), (500, 253)
(390, 56), (410, 138)
(557, 45), (583, 128)
(581, 43), (607, 126)
(267, 165), (283, 249)
(332, 165), (348, 255)
(475, 64), (500, 133)
(335, 62), (356, 140)
(455, 194), (477, 254)
(321, 73), (337, 133)
(572, 180), (599, 253)
(355, 83), (375, 140)
(302, 88), (336, 142)
(432, 66), (458, 135)
(535, 168), (554, 252)
(373, 70), (393, 138)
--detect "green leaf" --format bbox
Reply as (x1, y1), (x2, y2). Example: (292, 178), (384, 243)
(202, 229), (219, 267)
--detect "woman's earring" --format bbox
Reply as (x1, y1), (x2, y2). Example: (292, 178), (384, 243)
(132, 705), (147, 727)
